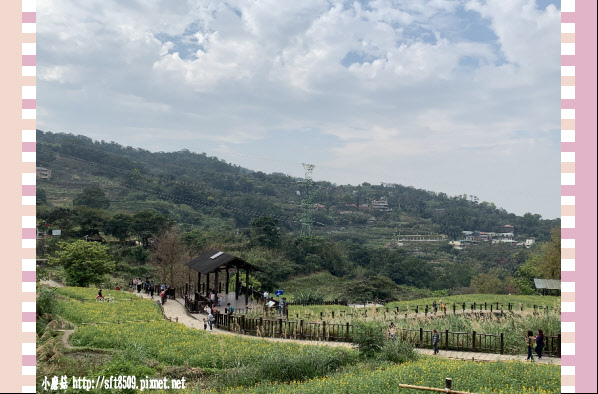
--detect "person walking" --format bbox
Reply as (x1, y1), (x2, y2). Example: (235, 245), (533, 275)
(432, 301), (437, 314)
(387, 322), (397, 340)
(150, 283), (154, 299)
(207, 312), (215, 331)
(535, 329), (545, 360)
(432, 329), (440, 354)
(160, 289), (165, 305)
(525, 330), (535, 361)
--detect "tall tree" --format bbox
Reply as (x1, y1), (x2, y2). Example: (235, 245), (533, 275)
(535, 227), (561, 279)
(104, 213), (133, 243)
(50, 240), (115, 286)
(250, 215), (281, 249)
(149, 228), (190, 287)
(73, 185), (111, 209)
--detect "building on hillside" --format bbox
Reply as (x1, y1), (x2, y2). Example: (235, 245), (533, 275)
(371, 197), (392, 211)
(449, 240), (474, 250)
(36, 166), (52, 180)
(501, 225), (514, 233)
(359, 204), (370, 210)
(525, 238), (536, 248)
(397, 234), (447, 244)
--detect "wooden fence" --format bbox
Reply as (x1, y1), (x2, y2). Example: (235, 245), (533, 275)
(214, 314), (560, 356)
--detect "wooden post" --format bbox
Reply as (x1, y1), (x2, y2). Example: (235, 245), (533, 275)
(332, 311), (335, 319)
(322, 321), (326, 340)
(420, 328), (423, 346)
(206, 272), (210, 296)
(462, 302), (465, 313)
(300, 319), (304, 339)
(214, 270), (219, 295)
(225, 268), (229, 295)
(472, 331), (476, 351)
(557, 334), (561, 357)
(346, 322), (350, 342)
(185, 282), (188, 296)
(279, 318), (283, 338)
(484, 302), (487, 310)
(445, 330), (449, 350)
(500, 332), (504, 355)
(416, 305), (419, 314)
(235, 269), (240, 300)
(453, 303), (456, 315)
(245, 269), (249, 307)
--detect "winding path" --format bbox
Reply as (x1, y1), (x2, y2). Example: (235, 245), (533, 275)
(40, 281), (560, 364)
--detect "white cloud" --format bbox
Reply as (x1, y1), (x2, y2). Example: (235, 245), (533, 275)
(37, 0), (561, 218)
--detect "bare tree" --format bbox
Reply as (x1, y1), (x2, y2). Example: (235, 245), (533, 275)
(149, 227), (191, 288)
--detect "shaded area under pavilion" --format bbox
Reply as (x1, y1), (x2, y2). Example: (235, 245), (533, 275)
(183, 250), (262, 313)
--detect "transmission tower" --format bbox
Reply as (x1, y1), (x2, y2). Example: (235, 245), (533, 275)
(301, 163), (315, 237)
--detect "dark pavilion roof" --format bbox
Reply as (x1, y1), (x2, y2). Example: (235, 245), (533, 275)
(185, 250), (259, 274)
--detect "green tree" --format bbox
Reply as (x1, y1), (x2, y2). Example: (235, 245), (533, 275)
(104, 213), (133, 243)
(132, 209), (170, 246)
(469, 273), (505, 294)
(73, 186), (111, 209)
(45, 207), (76, 237)
(514, 259), (540, 295)
(50, 240), (115, 286)
(535, 227), (561, 279)
(250, 215), (281, 249)
(74, 206), (109, 236)
(36, 188), (47, 205)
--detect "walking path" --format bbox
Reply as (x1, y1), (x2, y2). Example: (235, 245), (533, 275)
(40, 281), (559, 364)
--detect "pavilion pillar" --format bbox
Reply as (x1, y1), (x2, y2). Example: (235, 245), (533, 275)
(206, 272), (210, 296)
(235, 268), (239, 300)
(214, 270), (219, 295)
(198, 272), (201, 294)
(225, 267), (230, 295)
(245, 268), (249, 307)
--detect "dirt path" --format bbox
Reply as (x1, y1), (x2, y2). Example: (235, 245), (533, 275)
(132, 291), (559, 364)
(40, 281), (559, 364)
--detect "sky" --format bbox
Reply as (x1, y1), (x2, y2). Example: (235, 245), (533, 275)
(37, 0), (561, 219)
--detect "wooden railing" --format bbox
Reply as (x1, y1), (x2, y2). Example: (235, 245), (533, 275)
(214, 315), (561, 357)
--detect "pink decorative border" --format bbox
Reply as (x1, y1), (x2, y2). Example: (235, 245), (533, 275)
(2, 0), (595, 392)
(21, 0), (37, 392)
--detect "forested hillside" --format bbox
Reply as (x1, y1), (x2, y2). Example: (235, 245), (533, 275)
(36, 130), (560, 298)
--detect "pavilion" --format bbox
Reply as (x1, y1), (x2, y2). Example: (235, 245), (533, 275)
(185, 250), (260, 308)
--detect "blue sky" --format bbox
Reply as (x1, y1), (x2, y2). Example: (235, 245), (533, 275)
(37, 0), (561, 219)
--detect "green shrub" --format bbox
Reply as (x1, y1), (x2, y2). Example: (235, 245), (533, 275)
(212, 347), (354, 389)
(294, 290), (324, 304)
(377, 339), (419, 364)
(37, 286), (57, 317)
(352, 321), (386, 358)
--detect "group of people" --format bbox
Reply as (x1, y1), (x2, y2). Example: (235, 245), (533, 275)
(206, 289), (223, 307)
(432, 300), (446, 314)
(525, 329), (545, 361)
(129, 278), (171, 305)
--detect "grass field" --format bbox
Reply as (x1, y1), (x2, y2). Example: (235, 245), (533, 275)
(39, 285), (561, 392)
(218, 357), (560, 393)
